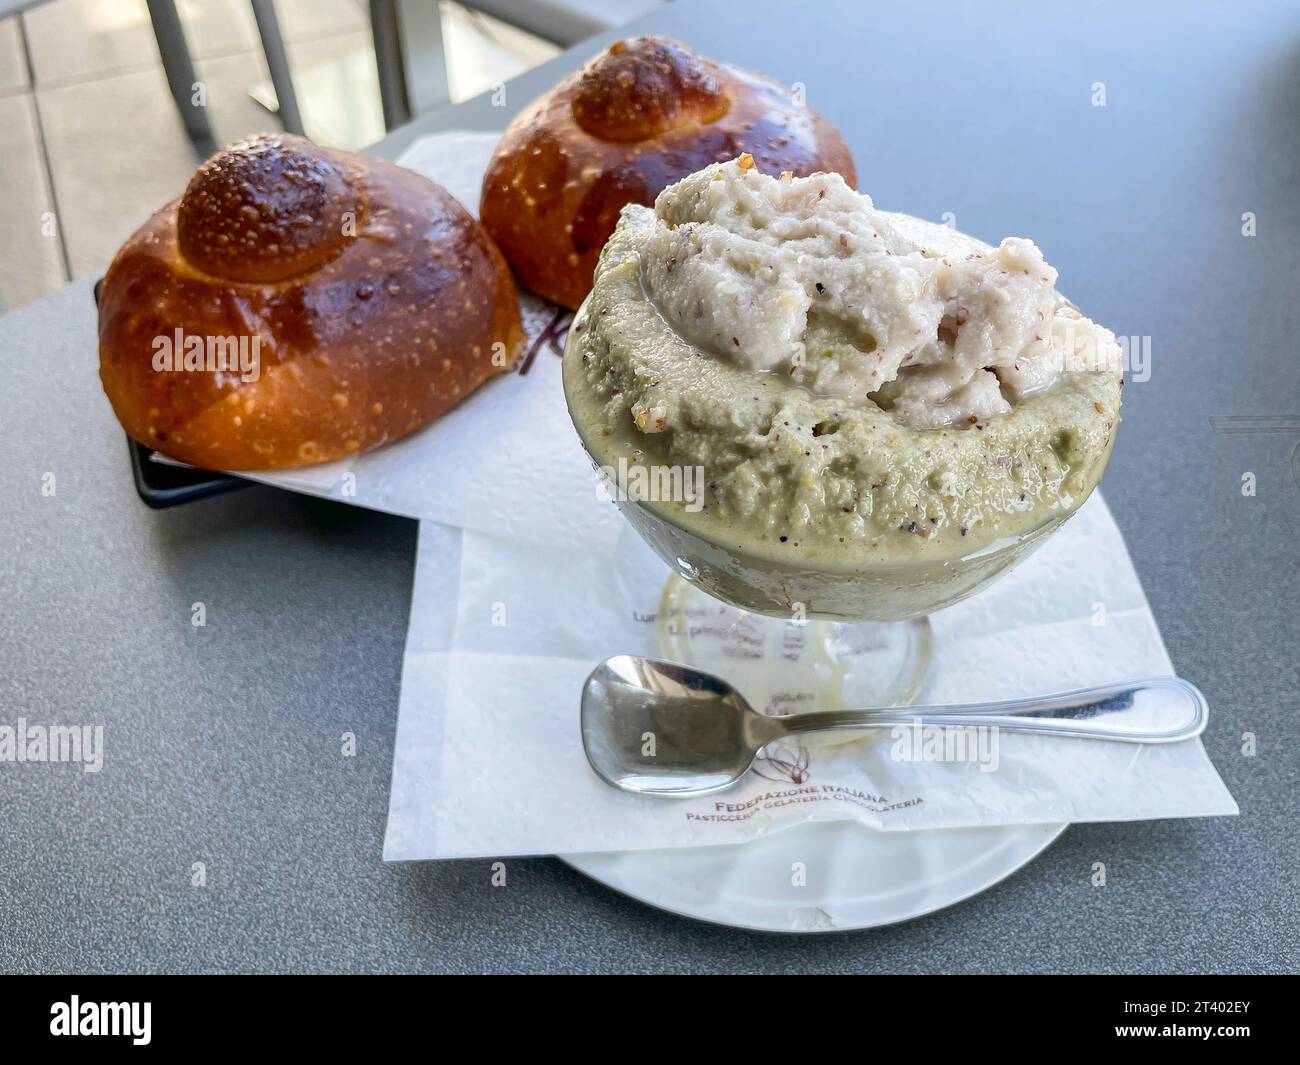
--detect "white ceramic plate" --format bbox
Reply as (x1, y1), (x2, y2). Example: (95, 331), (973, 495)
(563, 820), (1067, 932)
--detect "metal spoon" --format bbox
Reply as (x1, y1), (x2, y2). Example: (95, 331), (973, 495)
(580, 655), (1209, 797)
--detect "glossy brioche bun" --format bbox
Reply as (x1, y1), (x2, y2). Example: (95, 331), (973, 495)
(99, 133), (524, 471)
(481, 36), (857, 309)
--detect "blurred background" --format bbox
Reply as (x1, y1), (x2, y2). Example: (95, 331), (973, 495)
(0, 0), (662, 311)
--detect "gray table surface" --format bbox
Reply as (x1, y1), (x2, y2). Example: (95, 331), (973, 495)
(2, 0), (1298, 974)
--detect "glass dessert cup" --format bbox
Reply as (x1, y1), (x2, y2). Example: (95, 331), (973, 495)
(580, 454), (1083, 714)
(562, 299), (1112, 718)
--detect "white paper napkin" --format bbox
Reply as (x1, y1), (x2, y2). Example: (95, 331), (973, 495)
(384, 490), (1238, 861)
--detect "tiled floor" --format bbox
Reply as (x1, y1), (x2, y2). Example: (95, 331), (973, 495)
(0, 0), (558, 311)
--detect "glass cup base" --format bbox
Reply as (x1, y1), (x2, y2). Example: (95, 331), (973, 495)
(655, 574), (933, 747)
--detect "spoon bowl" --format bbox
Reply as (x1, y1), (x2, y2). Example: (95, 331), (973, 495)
(581, 656), (767, 795)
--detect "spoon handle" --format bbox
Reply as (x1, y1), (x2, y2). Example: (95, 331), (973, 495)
(768, 677), (1208, 743)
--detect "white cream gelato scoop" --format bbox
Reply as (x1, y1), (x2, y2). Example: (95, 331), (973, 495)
(640, 156), (1121, 428)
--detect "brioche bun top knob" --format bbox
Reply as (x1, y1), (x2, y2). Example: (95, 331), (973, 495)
(571, 37), (730, 143)
(177, 133), (361, 283)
